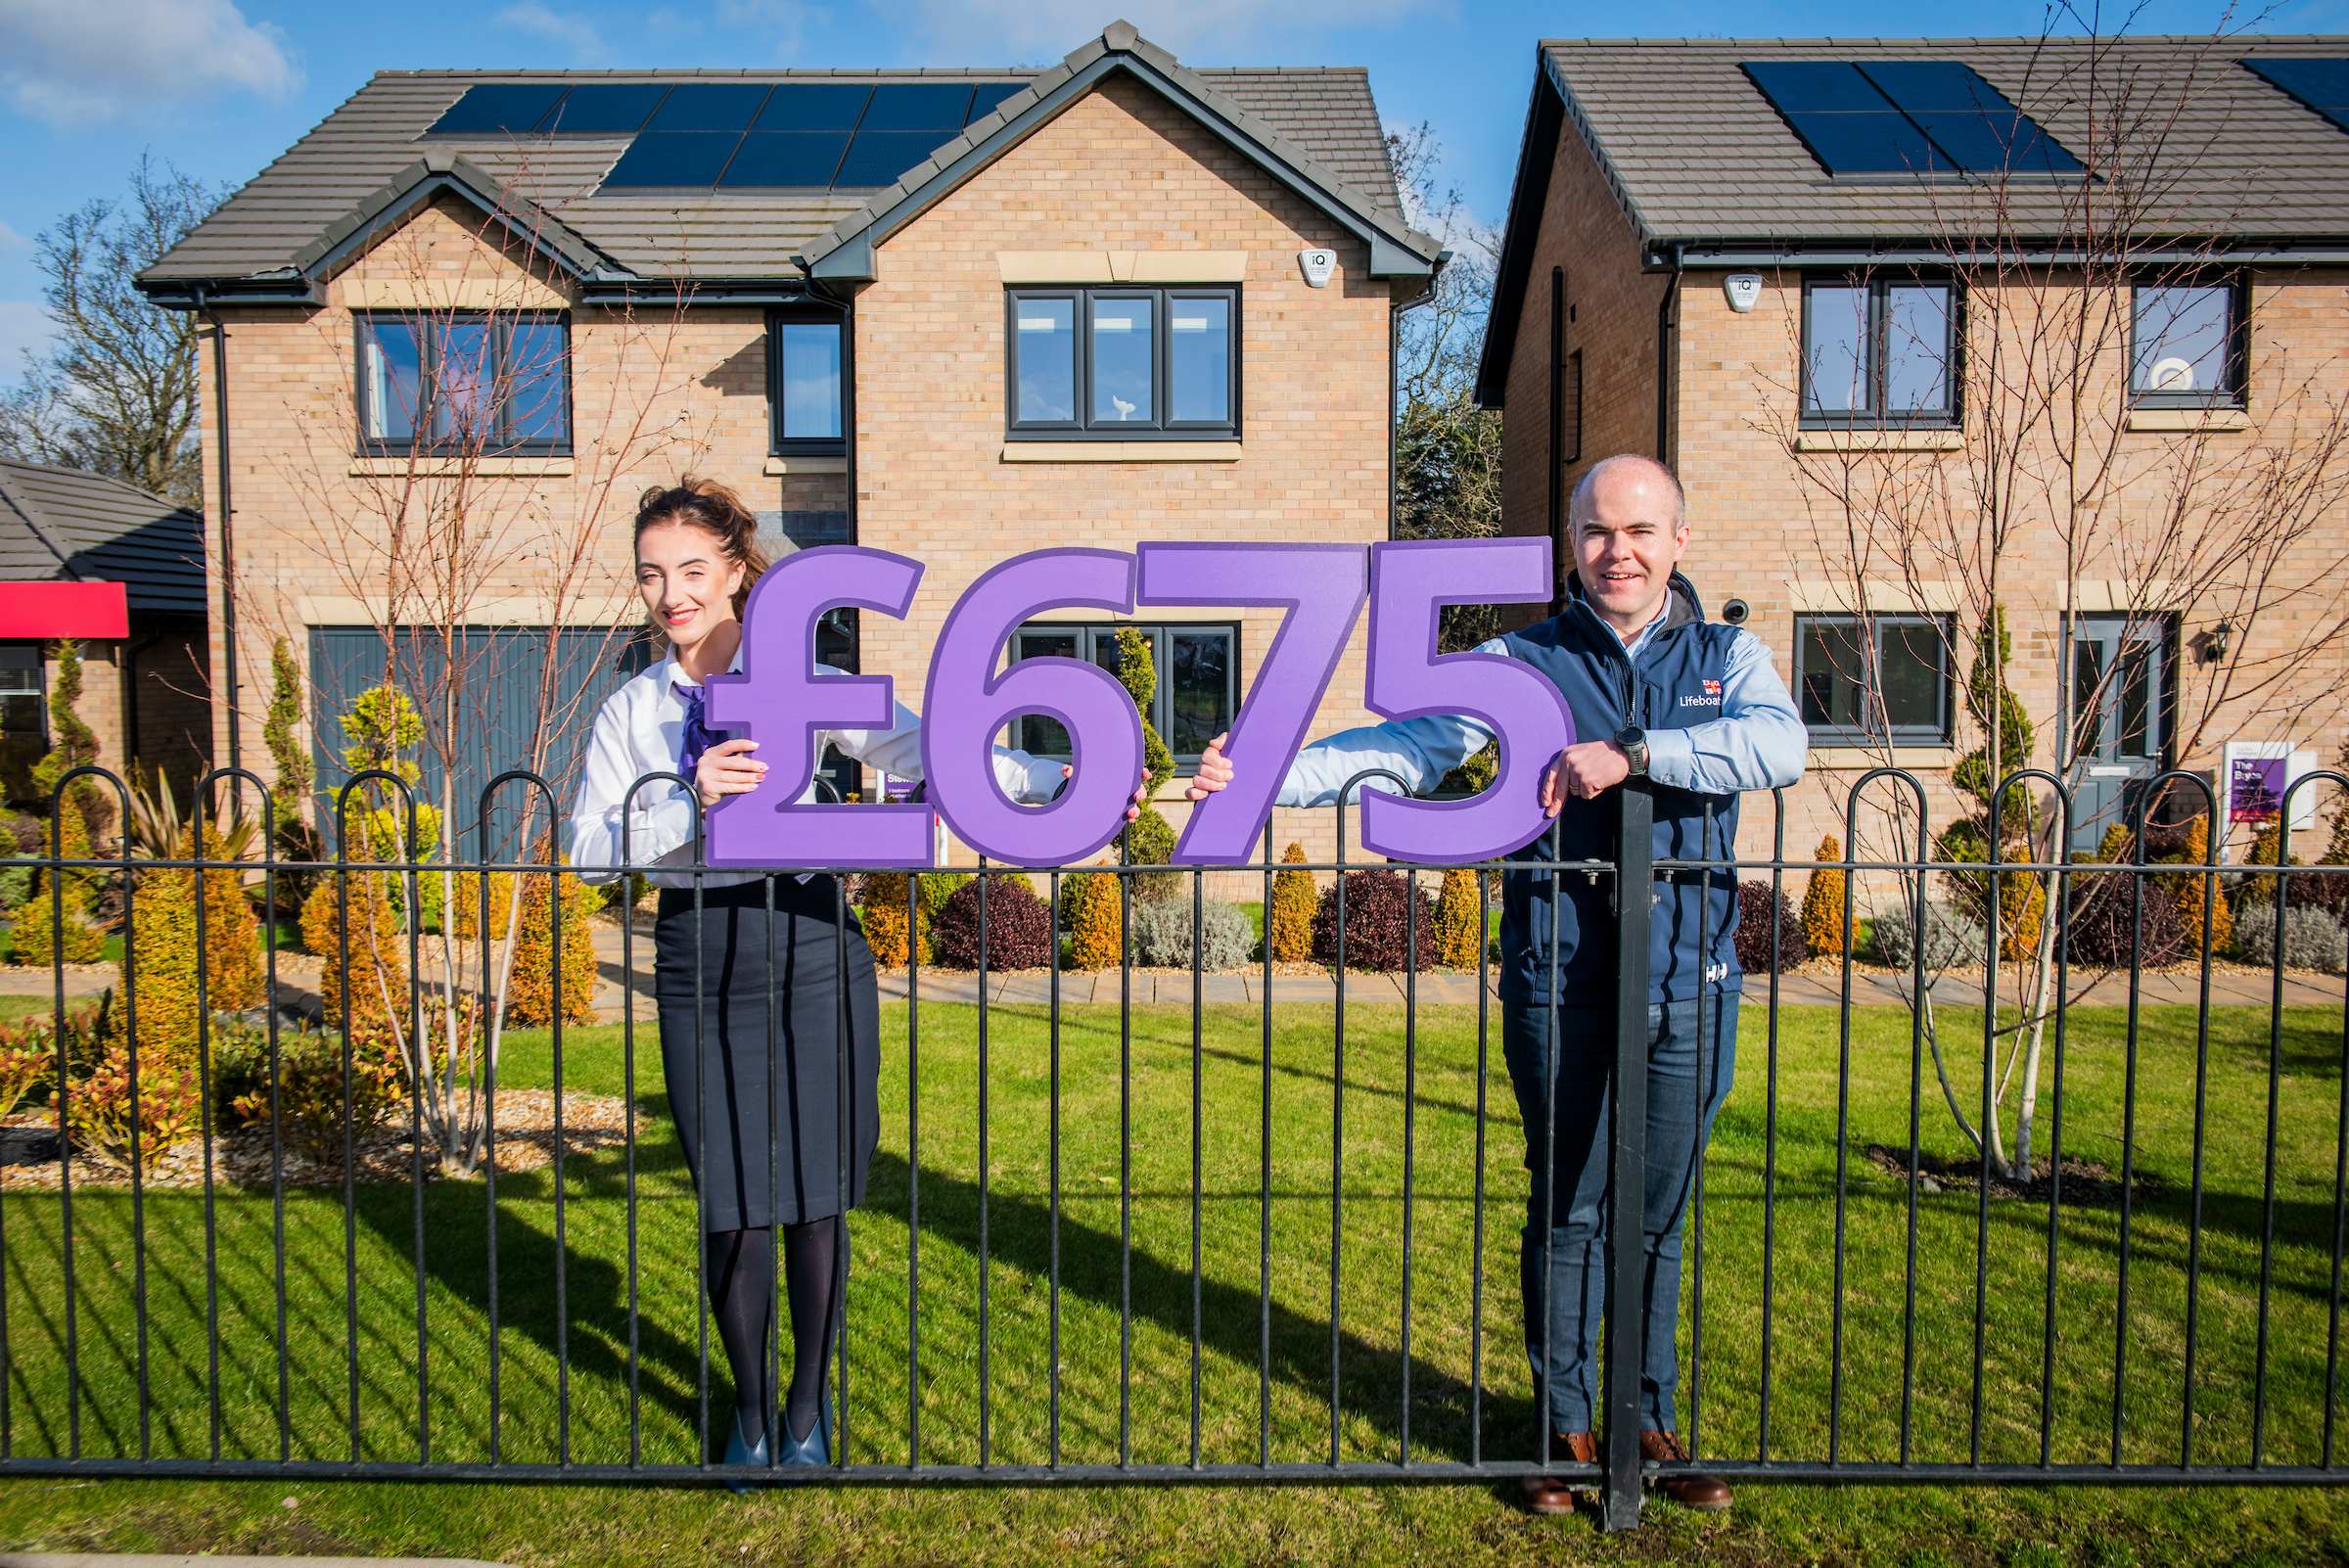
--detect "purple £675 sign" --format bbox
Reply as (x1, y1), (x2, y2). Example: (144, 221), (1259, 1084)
(1358, 536), (1575, 863)
(703, 545), (935, 867)
(1136, 542), (1366, 863)
(921, 548), (1144, 866)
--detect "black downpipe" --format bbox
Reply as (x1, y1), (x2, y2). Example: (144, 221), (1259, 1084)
(1548, 266), (1566, 617)
(196, 288), (240, 770)
(120, 630), (163, 774)
(1654, 253), (1682, 471)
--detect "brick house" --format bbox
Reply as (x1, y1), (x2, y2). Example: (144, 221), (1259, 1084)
(0, 460), (210, 805)
(1477, 36), (2349, 861)
(135, 22), (1441, 867)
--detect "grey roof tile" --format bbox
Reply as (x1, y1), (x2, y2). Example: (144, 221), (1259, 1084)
(0, 462), (207, 618)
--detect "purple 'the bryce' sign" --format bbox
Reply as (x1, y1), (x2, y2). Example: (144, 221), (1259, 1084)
(2232, 755), (2286, 823)
(704, 545), (937, 868)
(1358, 536), (1575, 863)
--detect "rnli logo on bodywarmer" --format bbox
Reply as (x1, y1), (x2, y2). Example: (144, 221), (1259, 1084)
(1680, 678), (1724, 710)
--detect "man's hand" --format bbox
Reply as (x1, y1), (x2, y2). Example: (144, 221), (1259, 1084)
(1067, 764), (1154, 822)
(1184, 732), (1232, 802)
(1539, 740), (1632, 814)
(695, 738), (767, 808)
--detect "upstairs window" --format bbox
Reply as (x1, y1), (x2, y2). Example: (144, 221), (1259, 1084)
(767, 307), (847, 453)
(1006, 623), (1236, 770)
(1006, 288), (1238, 440)
(1794, 613), (1952, 746)
(2131, 280), (2244, 407)
(1801, 276), (1957, 428)
(355, 312), (570, 455)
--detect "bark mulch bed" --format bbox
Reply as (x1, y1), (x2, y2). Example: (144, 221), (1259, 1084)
(1862, 1141), (2164, 1206)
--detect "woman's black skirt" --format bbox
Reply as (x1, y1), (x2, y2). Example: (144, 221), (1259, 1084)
(653, 877), (880, 1231)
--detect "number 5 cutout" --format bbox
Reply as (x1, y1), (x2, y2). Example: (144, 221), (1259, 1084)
(703, 544), (935, 868)
(1359, 537), (1575, 863)
(1135, 542), (1366, 864)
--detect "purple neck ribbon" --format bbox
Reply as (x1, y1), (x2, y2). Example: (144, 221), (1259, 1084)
(672, 681), (730, 776)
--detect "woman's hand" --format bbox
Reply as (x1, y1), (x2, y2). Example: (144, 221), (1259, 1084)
(695, 738), (766, 808)
(1064, 765), (1155, 822)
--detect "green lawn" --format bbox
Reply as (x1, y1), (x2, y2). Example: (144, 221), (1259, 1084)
(0, 1000), (2345, 1565)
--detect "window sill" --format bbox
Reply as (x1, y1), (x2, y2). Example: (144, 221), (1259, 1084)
(1807, 745), (1958, 769)
(2127, 406), (2248, 432)
(347, 457), (575, 477)
(1793, 429), (1963, 452)
(765, 456), (849, 475)
(1001, 441), (1242, 463)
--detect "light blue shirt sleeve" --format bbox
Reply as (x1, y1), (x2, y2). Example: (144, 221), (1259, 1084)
(1269, 629), (1805, 807)
(1642, 629), (1807, 793)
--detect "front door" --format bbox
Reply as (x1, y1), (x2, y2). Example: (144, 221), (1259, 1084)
(2070, 614), (2172, 853)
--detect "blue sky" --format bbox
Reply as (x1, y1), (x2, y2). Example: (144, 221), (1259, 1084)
(0, 0), (2328, 381)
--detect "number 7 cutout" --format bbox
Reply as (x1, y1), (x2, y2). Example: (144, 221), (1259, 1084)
(1136, 542), (1367, 865)
(703, 544), (935, 868)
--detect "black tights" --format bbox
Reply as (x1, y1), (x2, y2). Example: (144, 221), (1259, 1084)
(704, 1217), (843, 1449)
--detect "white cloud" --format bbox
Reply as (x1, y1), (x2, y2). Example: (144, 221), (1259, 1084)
(714, 0), (816, 59)
(498, 2), (608, 63)
(0, 0), (299, 127)
(859, 0), (1440, 62)
(0, 301), (55, 381)
(0, 220), (26, 254)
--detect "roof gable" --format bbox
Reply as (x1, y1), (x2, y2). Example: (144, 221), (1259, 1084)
(0, 462), (207, 618)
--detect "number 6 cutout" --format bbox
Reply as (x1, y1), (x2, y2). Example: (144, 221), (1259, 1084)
(1359, 537), (1575, 863)
(703, 544), (935, 868)
(1135, 542), (1366, 864)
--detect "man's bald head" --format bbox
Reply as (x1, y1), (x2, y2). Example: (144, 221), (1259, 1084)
(1569, 453), (1685, 532)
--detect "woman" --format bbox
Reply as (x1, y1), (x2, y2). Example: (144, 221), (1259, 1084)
(568, 478), (1075, 1476)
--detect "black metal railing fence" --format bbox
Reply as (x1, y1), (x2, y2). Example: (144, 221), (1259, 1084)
(0, 763), (2340, 1532)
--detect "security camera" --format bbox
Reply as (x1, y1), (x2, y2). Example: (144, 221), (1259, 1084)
(1724, 275), (1764, 313)
(1722, 598), (1751, 625)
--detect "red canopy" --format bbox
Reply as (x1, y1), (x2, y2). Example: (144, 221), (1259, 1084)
(0, 581), (128, 639)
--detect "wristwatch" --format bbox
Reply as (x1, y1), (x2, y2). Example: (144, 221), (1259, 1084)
(1614, 726), (1649, 777)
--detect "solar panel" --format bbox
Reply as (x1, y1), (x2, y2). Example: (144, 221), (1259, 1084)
(718, 132), (852, 188)
(967, 82), (1028, 121)
(644, 83), (772, 132)
(539, 83), (668, 135)
(857, 83), (976, 132)
(600, 132), (743, 188)
(832, 129), (961, 187)
(753, 84), (872, 132)
(426, 85), (568, 136)
(1744, 59), (2083, 176)
(2241, 57), (2349, 132)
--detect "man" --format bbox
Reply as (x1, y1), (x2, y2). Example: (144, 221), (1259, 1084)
(1186, 453), (1804, 1514)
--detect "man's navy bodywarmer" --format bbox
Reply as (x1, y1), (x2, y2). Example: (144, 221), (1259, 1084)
(1496, 573), (1744, 1006)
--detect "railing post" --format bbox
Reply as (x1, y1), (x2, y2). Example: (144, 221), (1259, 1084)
(1604, 779), (1653, 1532)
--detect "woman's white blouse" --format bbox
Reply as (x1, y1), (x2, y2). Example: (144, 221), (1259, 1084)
(567, 653), (1064, 888)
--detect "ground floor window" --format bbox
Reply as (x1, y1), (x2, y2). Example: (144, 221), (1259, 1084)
(1007, 623), (1236, 772)
(0, 645), (42, 803)
(1793, 613), (1951, 746)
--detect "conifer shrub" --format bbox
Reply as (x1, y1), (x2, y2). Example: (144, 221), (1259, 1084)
(1800, 835), (1847, 956)
(917, 871), (967, 919)
(505, 846), (602, 1027)
(858, 872), (926, 967)
(301, 872), (408, 1043)
(1130, 895), (1255, 969)
(1268, 842), (1316, 962)
(2155, 815), (2233, 956)
(1433, 866), (1485, 969)
(33, 639), (112, 841)
(1111, 627), (1182, 902)
(68, 1045), (201, 1178)
(1312, 868), (1435, 972)
(1062, 867), (1124, 969)
(449, 869), (520, 944)
(931, 874), (1053, 970)
(14, 797), (106, 966)
(1734, 880), (1804, 975)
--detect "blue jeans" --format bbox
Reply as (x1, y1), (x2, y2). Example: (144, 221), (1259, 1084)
(1501, 995), (1737, 1435)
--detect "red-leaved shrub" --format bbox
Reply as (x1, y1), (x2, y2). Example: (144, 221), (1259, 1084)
(1311, 869), (1435, 972)
(931, 874), (1054, 970)
(1733, 879), (1804, 975)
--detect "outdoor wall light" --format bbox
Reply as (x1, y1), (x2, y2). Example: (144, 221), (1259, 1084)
(2204, 620), (2233, 662)
(1722, 597), (1751, 624)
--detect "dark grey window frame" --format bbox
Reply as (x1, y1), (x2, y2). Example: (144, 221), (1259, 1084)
(1792, 611), (1955, 747)
(351, 309), (573, 458)
(2129, 273), (2249, 409)
(1003, 286), (1241, 441)
(765, 303), (850, 456)
(1005, 621), (1241, 772)
(1798, 274), (1961, 430)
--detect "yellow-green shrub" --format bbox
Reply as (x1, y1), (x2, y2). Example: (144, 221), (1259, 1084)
(301, 872), (407, 1043)
(1800, 835), (1847, 956)
(231, 1028), (403, 1165)
(1268, 842), (1316, 962)
(858, 872), (927, 967)
(1433, 867), (1483, 969)
(14, 798), (105, 966)
(2159, 814), (2232, 956)
(505, 848), (601, 1027)
(448, 868), (520, 944)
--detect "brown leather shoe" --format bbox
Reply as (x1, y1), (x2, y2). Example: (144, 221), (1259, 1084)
(1516, 1430), (1598, 1515)
(1640, 1429), (1731, 1510)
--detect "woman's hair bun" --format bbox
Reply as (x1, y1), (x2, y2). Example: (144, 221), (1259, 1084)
(634, 476), (769, 618)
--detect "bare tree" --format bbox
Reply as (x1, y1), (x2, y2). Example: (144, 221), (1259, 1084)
(0, 158), (225, 505)
(1756, 23), (2349, 1178)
